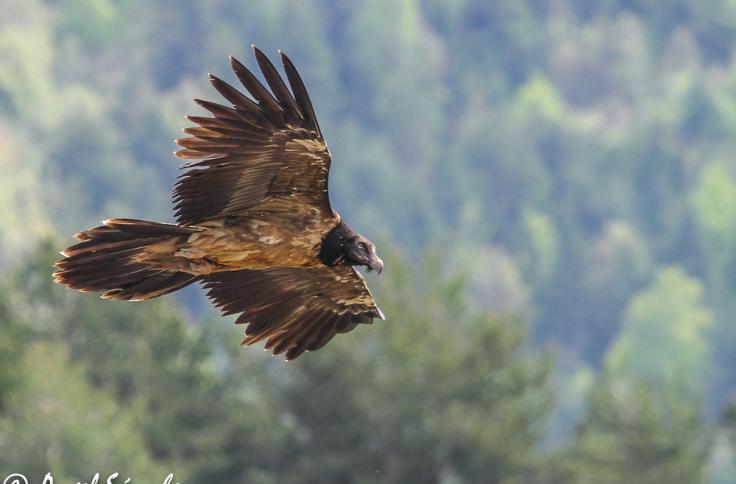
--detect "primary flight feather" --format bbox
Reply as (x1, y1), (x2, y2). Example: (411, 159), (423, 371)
(53, 46), (385, 360)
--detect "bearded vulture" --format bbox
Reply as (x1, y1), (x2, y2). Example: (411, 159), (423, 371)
(53, 46), (385, 360)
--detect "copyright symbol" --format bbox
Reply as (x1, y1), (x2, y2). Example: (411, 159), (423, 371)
(3, 474), (28, 484)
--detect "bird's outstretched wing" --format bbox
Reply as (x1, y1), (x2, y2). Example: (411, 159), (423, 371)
(174, 47), (333, 225)
(203, 266), (385, 360)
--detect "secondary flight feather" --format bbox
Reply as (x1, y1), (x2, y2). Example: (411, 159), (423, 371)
(53, 46), (385, 360)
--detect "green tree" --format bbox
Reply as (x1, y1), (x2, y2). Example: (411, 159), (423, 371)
(577, 220), (651, 360)
(0, 343), (166, 482)
(606, 266), (713, 387)
(0, 286), (24, 410)
(689, 162), (736, 296)
(557, 378), (710, 484)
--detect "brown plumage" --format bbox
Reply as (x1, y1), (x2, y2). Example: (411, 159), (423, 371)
(53, 47), (385, 360)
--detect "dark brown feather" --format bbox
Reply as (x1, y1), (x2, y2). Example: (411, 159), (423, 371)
(229, 55), (283, 116)
(208, 74), (261, 113)
(185, 115), (243, 131)
(280, 51), (321, 135)
(253, 46), (302, 123)
(194, 99), (246, 121)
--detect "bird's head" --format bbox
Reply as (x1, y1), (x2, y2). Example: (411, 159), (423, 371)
(344, 235), (383, 274)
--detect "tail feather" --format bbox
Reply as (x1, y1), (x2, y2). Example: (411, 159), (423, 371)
(100, 270), (198, 301)
(54, 219), (201, 301)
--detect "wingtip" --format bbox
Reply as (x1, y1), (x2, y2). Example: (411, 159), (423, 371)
(251, 44), (267, 59)
(376, 306), (386, 321)
(229, 55), (248, 73)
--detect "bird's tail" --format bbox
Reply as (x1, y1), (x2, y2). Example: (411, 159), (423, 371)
(53, 219), (200, 301)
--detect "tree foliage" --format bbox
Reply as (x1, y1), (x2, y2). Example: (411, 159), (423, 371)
(558, 378), (710, 484)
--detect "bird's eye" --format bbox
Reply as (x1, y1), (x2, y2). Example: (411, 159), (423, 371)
(358, 242), (367, 251)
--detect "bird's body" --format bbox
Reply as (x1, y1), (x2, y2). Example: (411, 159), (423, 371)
(135, 212), (335, 274)
(54, 47), (384, 360)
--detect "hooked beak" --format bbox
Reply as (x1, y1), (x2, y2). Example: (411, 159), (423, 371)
(368, 255), (384, 274)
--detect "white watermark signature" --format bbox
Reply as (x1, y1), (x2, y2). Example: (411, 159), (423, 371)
(2, 473), (179, 484)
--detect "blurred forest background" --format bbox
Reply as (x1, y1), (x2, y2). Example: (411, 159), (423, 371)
(3, 0), (736, 482)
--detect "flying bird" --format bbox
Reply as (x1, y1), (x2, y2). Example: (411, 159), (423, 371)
(53, 46), (385, 360)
